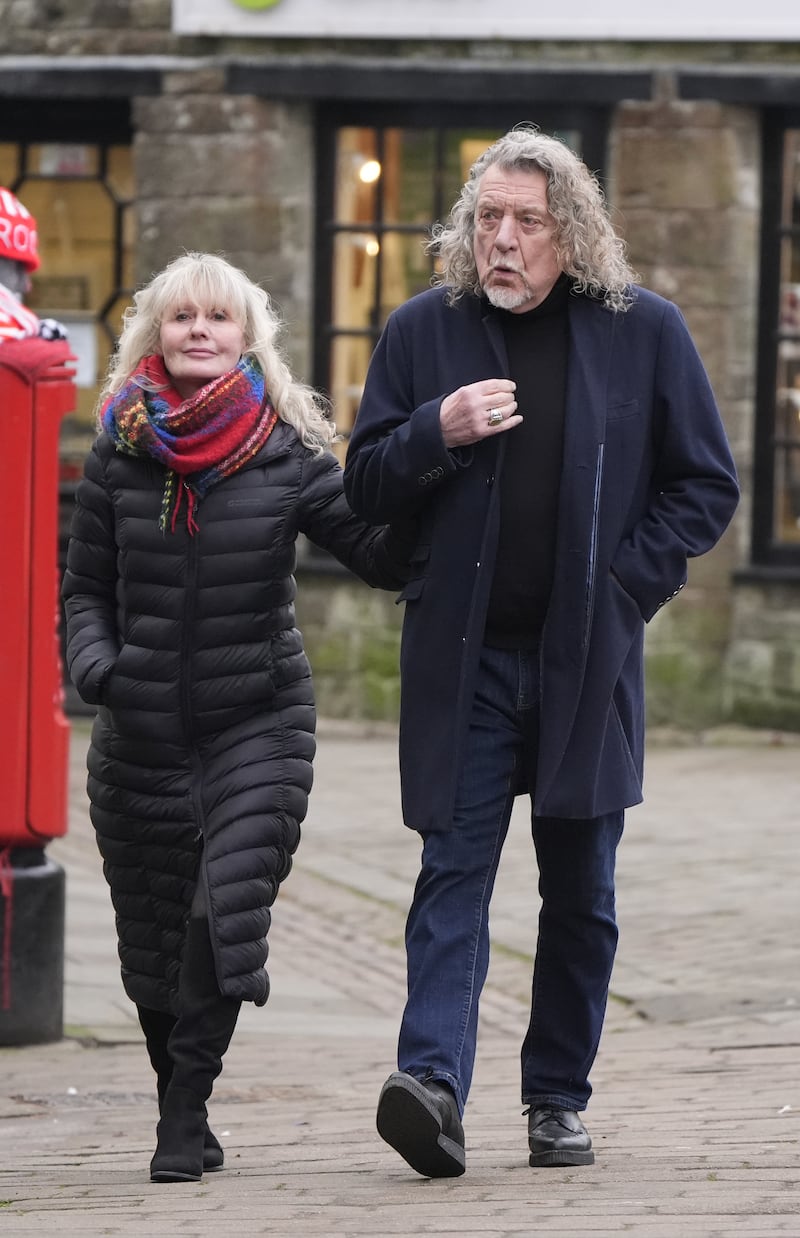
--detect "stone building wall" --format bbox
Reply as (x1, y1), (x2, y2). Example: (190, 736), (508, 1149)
(0, 0), (177, 54)
(725, 580), (800, 730)
(611, 100), (759, 727)
(6, 1), (800, 65)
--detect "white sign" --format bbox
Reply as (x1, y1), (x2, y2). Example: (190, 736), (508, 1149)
(173, 0), (800, 41)
(54, 314), (97, 388)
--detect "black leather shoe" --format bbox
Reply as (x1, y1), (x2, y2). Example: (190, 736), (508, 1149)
(376, 1071), (466, 1177)
(526, 1105), (595, 1166)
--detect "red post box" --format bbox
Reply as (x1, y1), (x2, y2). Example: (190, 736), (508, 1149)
(0, 337), (74, 1044)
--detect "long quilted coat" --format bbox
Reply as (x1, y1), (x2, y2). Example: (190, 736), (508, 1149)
(62, 419), (408, 1014)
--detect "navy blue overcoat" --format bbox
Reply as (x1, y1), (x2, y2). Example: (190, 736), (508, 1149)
(344, 286), (739, 829)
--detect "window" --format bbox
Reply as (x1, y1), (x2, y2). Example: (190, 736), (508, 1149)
(314, 106), (608, 465)
(753, 116), (800, 566)
(0, 100), (134, 691)
(774, 131), (800, 546)
(0, 100), (134, 491)
(0, 140), (135, 473)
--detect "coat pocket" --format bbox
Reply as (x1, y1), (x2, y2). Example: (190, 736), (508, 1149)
(606, 398), (639, 422)
(98, 656), (122, 708)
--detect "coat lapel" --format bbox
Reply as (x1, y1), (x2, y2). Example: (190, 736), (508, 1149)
(564, 293), (616, 466)
(559, 294), (617, 643)
(536, 294), (618, 804)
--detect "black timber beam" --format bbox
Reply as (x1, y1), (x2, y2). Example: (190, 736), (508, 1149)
(678, 70), (800, 106)
(0, 63), (164, 99)
(226, 59), (654, 104)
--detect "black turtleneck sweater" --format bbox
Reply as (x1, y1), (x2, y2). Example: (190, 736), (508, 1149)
(484, 275), (570, 649)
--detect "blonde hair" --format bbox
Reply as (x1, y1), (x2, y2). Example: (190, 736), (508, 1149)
(100, 251), (334, 452)
(431, 125), (637, 313)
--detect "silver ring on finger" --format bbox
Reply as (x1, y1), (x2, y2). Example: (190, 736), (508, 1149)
(487, 407), (504, 427)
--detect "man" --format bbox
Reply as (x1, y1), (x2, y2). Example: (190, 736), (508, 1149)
(343, 126), (739, 1177)
(0, 186), (66, 342)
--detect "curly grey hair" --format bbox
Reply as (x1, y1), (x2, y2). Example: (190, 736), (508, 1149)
(430, 126), (637, 313)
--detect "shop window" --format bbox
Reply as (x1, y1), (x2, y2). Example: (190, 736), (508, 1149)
(754, 119), (800, 566)
(774, 131), (800, 546)
(0, 114), (133, 699)
(0, 140), (135, 481)
(315, 111), (602, 466)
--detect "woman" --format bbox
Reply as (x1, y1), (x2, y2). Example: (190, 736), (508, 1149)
(62, 252), (408, 1183)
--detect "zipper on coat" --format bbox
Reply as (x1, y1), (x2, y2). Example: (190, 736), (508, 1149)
(582, 442), (604, 650)
(178, 527), (215, 950)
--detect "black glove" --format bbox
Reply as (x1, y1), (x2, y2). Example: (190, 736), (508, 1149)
(38, 317), (69, 341)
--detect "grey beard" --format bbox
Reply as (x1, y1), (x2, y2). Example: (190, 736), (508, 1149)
(483, 283), (532, 312)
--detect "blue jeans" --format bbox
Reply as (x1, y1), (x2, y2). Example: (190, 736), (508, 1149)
(397, 645), (623, 1117)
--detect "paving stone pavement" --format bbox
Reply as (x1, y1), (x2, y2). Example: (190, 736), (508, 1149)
(1, 719), (799, 1236)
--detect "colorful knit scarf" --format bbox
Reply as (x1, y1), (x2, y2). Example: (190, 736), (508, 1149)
(101, 354), (278, 533)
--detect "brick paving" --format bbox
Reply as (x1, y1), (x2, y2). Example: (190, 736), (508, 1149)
(0, 720), (798, 1236)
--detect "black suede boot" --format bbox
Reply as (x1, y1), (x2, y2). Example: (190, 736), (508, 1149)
(149, 1086), (209, 1183)
(148, 920), (240, 1183)
(137, 1004), (225, 1172)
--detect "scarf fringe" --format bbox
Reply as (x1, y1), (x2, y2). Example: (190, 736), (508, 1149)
(161, 472), (199, 536)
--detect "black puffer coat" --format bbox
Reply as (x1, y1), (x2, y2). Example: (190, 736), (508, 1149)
(62, 420), (407, 1014)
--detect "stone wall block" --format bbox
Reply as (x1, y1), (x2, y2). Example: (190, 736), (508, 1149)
(12, 0), (173, 27)
(231, 246), (312, 379)
(161, 69), (227, 95)
(618, 100), (727, 131)
(619, 213), (752, 311)
(720, 400), (755, 461)
(731, 583), (800, 639)
(137, 197), (283, 278)
(616, 130), (737, 212)
(135, 93), (266, 133)
(692, 535), (740, 596)
(42, 30), (179, 54)
(612, 102), (762, 726)
(136, 133), (278, 198)
(98, 0), (170, 25)
(126, 0), (170, 28)
(657, 211), (725, 270)
(645, 262), (739, 310)
(295, 578), (404, 721)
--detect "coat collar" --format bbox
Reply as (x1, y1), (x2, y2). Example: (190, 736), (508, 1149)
(564, 291), (618, 460)
(248, 416), (296, 467)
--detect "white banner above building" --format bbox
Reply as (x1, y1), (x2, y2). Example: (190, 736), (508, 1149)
(173, 0), (800, 41)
